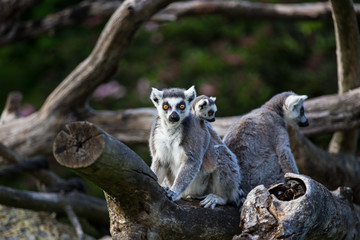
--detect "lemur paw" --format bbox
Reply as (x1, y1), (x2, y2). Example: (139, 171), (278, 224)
(163, 187), (181, 201)
(200, 194), (226, 209)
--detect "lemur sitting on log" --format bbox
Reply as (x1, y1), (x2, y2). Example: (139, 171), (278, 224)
(149, 86), (244, 208)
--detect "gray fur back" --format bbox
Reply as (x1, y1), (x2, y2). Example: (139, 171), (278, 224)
(223, 92), (294, 195)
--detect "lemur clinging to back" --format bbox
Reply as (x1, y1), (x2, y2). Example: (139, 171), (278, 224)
(191, 95), (245, 206)
(191, 95), (222, 144)
(223, 91), (309, 195)
(149, 86), (243, 208)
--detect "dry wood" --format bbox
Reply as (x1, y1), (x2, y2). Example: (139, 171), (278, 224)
(0, 185), (109, 226)
(288, 125), (360, 204)
(0, 91), (22, 125)
(328, 0), (360, 154)
(0, 0), (175, 158)
(235, 173), (359, 239)
(53, 121), (240, 240)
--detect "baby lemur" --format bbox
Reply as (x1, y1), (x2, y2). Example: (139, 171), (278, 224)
(149, 87), (242, 208)
(223, 91), (308, 195)
(191, 95), (222, 144)
(191, 95), (245, 207)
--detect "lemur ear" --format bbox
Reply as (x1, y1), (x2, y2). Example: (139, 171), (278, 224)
(285, 94), (308, 111)
(150, 87), (163, 106)
(210, 97), (216, 102)
(185, 85), (196, 105)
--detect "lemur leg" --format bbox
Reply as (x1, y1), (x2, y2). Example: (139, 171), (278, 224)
(200, 194), (227, 209)
(150, 159), (167, 185)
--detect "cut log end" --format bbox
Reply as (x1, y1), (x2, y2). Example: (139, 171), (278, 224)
(53, 121), (105, 168)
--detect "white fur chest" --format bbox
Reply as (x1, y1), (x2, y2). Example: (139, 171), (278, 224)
(154, 124), (185, 174)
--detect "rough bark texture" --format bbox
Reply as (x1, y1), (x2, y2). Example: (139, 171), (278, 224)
(328, 0), (360, 154)
(235, 173), (360, 240)
(288, 125), (360, 204)
(53, 121), (240, 240)
(53, 122), (360, 239)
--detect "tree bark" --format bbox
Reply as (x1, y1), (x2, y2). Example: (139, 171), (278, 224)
(328, 0), (360, 155)
(288, 125), (360, 204)
(53, 121), (240, 240)
(235, 173), (359, 239)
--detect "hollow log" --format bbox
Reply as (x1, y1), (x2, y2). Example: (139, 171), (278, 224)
(53, 121), (240, 240)
(235, 173), (360, 240)
(288, 125), (360, 204)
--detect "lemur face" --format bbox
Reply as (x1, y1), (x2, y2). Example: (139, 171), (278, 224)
(283, 95), (309, 127)
(150, 86), (196, 124)
(196, 97), (217, 122)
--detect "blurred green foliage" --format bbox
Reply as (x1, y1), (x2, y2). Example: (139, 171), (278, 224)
(0, 3), (339, 116)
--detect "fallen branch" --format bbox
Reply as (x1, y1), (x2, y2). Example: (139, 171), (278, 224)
(235, 173), (360, 239)
(53, 121), (240, 239)
(0, 185), (109, 226)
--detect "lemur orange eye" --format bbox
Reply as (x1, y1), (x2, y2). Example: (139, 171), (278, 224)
(163, 105), (169, 110)
(179, 104), (185, 110)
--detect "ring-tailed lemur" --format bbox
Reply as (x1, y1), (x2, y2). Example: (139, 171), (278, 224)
(223, 91), (308, 195)
(191, 95), (222, 144)
(149, 87), (242, 208)
(191, 95), (245, 207)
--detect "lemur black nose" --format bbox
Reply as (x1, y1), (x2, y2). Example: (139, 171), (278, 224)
(208, 117), (215, 122)
(169, 112), (180, 122)
(298, 120), (309, 127)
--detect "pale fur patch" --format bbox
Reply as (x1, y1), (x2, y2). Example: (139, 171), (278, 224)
(283, 95), (307, 121)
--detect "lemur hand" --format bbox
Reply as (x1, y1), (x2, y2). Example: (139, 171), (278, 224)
(163, 187), (181, 201)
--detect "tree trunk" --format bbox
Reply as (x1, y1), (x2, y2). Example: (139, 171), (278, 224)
(235, 173), (360, 239)
(53, 121), (240, 240)
(328, 0), (360, 155)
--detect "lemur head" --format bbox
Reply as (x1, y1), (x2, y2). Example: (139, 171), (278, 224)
(150, 86), (196, 124)
(192, 95), (217, 122)
(283, 94), (309, 127)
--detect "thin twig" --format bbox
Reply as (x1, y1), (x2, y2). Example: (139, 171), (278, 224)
(65, 205), (85, 240)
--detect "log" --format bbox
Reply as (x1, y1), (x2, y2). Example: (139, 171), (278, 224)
(288, 125), (360, 204)
(53, 121), (240, 240)
(0, 185), (108, 226)
(235, 173), (360, 239)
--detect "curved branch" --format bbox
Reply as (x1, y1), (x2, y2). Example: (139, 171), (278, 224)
(40, 0), (174, 115)
(53, 121), (240, 239)
(0, 185), (109, 226)
(155, 1), (333, 21)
